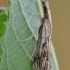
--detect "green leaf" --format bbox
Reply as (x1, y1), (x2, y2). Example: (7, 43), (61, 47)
(0, 7), (7, 39)
(0, 7), (7, 62)
(0, 44), (2, 61)
(0, 0), (41, 70)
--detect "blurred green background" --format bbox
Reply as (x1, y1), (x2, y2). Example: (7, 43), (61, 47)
(0, 0), (70, 70)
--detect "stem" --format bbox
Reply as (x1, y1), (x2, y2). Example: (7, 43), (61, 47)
(51, 42), (60, 70)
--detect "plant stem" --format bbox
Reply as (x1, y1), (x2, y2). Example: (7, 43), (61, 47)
(51, 43), (60, 70)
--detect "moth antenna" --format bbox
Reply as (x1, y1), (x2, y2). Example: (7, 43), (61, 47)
(28, 5), (42, 19)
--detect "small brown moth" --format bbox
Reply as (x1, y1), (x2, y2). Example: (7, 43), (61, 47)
(34, 0), (52, 70)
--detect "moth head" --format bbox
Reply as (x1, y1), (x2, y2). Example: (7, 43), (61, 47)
(41, 0), (48, 2)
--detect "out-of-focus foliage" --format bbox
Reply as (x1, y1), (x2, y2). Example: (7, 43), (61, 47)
(0, 8), (7, 38)
(0, 7), (7, 61)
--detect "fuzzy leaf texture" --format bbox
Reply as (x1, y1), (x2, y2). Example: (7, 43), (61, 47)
(0, 0), (41, 70)
(0, 0), (58, 70)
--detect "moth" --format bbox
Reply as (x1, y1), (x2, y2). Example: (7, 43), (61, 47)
(33, 0), (52, 70)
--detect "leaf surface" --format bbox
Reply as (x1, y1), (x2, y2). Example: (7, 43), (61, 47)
(0, 0), (41, 70)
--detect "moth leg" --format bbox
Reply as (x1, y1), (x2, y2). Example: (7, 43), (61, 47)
(29, 54), (34, 61)
(21, 21), (43, 41)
